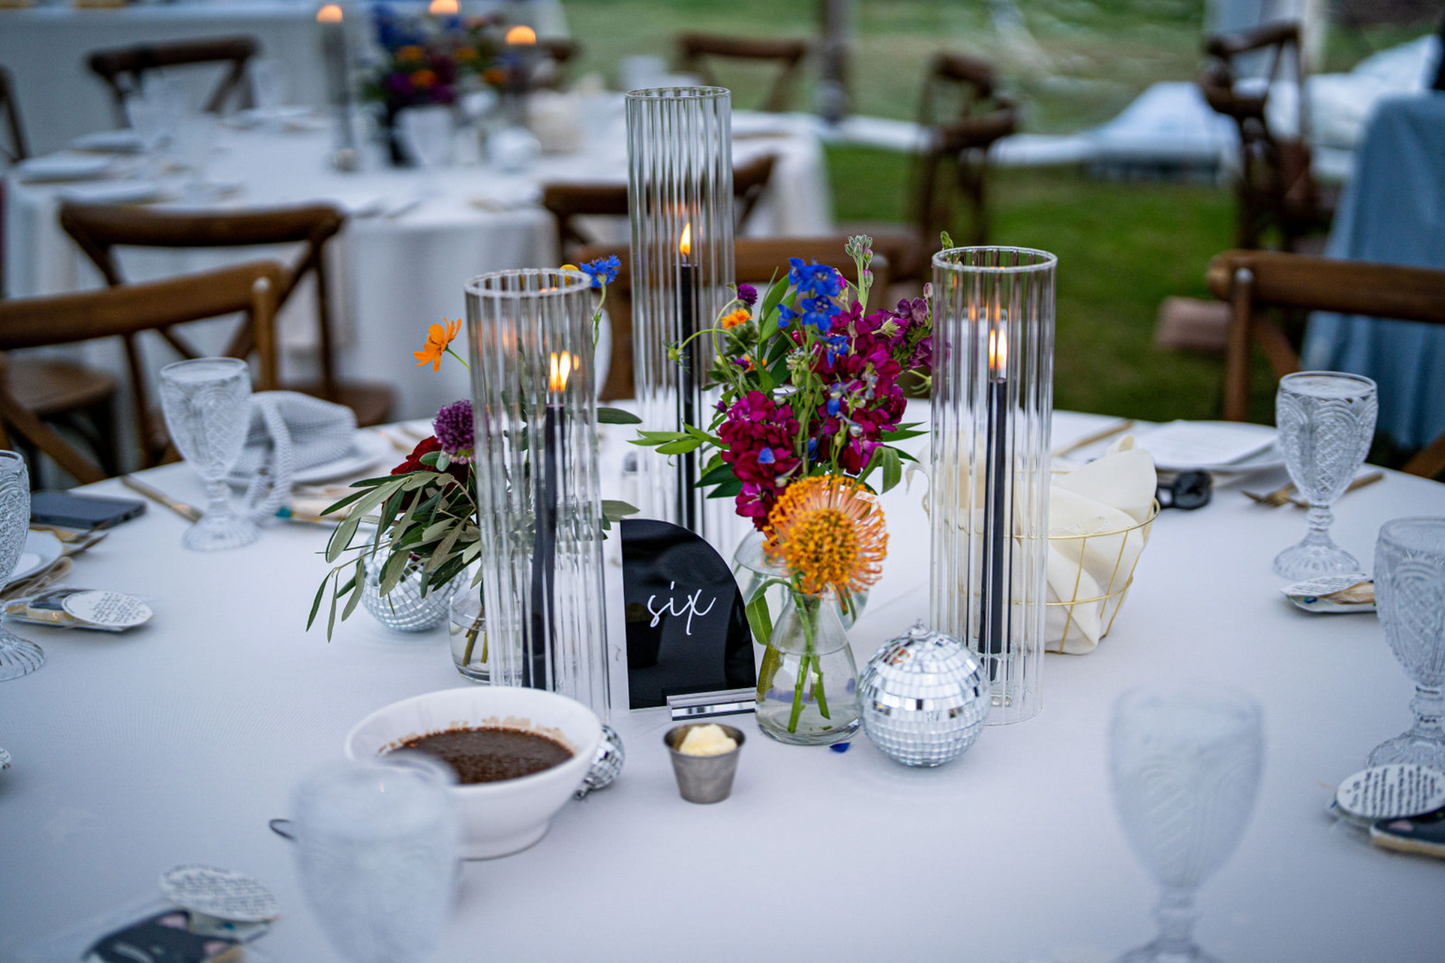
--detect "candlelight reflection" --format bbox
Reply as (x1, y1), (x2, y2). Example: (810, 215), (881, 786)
(548, 352), (575, 393)
(506, 25), (538, 45)
(316, 3), (342, 23)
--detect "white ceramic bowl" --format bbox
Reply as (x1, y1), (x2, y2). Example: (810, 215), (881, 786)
(345, 687), (602, 859)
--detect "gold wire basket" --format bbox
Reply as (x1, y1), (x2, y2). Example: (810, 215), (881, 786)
(1046, 499), (1160, 652)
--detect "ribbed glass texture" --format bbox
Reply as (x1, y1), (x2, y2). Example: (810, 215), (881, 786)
(626, 86), (735, 546)
(929, 247), (1056, 724)
(465, 269), (610, 723)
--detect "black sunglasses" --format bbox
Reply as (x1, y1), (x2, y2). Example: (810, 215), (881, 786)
(1156, 470), (1212, 510)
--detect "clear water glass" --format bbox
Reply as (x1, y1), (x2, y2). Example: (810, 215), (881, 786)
(158, 358), (258, 551)
(1273, 371), (1378, 579)
(0, 451), (42, 682)
(1368, 517), (1445, 771)
(399, 104), (455, 170)
(292, 757), (460, 963)
(448, 590), (488, 682)
(1110, 685), (1263, 963)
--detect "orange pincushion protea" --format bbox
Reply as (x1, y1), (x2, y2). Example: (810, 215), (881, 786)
(764, 475), (887, 598)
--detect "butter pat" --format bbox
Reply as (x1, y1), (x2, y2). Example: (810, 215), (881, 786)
(677, 724), (738, 757)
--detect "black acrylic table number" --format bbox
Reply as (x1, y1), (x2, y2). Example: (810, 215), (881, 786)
(620, 519), (756, 714)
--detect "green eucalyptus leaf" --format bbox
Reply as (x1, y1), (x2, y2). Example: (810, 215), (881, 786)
(601, 499), (640, 519)
(597, 407), (642, 425)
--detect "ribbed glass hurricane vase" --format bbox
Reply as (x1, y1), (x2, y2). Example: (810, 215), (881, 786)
(626, 86), (735, 548)
(929, 247), (1056, 724)
(466, 269), (611, 723)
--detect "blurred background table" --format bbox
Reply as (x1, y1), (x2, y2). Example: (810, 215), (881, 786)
(0, 0), (569, 157)
(0, 409), (1441, 962)
(4, 104), (831, 421)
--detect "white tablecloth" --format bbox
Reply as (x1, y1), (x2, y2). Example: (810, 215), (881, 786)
(0, 0), (568, 157)
(3, 108), (833, 423)
(1, 408), (1442, 962)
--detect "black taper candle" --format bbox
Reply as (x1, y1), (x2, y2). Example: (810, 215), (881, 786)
(677, 257), (699, 532)
(529, 366), (564, 689)
(981, 331), (1009, 676)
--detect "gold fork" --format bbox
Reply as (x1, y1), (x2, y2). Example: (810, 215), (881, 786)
(1242, 481), (1296, 507)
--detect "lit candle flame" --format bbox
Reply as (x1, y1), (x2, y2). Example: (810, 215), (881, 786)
(428, 0), (458, 12)
(316, 3), (342, 22)
(548, 352), (574, 393)
(988, 327), (1007, 375)
(679, 223), (692, 258)
(505, 24), (537, 45)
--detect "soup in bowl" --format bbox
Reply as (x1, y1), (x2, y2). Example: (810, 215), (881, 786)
(345, 687), (602, 858)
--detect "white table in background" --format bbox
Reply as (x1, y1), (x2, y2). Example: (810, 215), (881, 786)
(4, 106), (833, 424)
(0, 0), (568, 157)
(1, 408), (1442, 962)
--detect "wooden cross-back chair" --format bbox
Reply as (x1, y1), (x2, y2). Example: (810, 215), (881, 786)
(0, 260), (285, 484)
(0, 65), (28, 164)
(675, 33), (808, 113)
(1206, 249), (1445, 478)
(1199, 22), (1334, 251)
(58, 202), (394, 426)
(911, 52), (1018, 249)
(575, 237), (892, 401)
(542, 153), (779, 262)
(87, 35), (259, 126)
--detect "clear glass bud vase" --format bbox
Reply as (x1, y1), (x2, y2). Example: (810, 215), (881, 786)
(756, 591), (860, 746)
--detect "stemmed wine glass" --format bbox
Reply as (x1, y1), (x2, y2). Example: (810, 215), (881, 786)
(1273, 371), (1377, 579)
(1368, 517), (1445, 771)
(0, 451), (42, 681)
(158, 358), (257, 551)
(292, 757), (460, 963)
(1110, 685), (1263, 963)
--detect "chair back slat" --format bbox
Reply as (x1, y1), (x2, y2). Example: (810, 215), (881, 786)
(675, 33), (808, 113)
(87, 35), (259, 125)
(0, 65), (28, 164)
(0, 260), (285, 475)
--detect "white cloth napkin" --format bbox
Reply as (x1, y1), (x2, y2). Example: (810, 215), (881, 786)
(1046, 436), (1157, 653)
(234, 392), (357, 518)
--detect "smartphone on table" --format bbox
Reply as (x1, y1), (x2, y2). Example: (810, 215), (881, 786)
(30, 491), (145, 531)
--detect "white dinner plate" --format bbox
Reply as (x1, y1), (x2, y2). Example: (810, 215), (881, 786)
(15, 155), (117, 183)
(68, 130), (146, 153)
(230, 431), (393, 488)
(1135, 420), (1282, 473)
(9, 531), (64, 583)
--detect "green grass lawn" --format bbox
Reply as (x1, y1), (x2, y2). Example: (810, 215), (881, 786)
(827, 147), (1284, 423)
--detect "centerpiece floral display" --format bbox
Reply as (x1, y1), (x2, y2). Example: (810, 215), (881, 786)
(631, 235), (933, 745)
(308, 257), (637, 683)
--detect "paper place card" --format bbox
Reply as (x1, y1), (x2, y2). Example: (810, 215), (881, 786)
(1137, 421), (1274, 468)
(1333, 764), (1445, 826)
(160, 866), (280, 924)
(62, 591), (153, 630)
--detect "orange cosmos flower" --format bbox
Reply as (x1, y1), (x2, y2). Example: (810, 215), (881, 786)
(765, 475), (887, 598)
(397, 45), (425, 63)
(414, 318), (462, 371)
(412, 69), (438, 89)
(720, 308), (751, 330)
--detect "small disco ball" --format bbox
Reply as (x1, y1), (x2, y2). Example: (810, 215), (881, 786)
(859, 622), (990, 767)
(576, 724), (625, 798)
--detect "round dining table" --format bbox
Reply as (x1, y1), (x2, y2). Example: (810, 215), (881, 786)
(3, 103), (832, 423)
(1, 405), (1441, 961)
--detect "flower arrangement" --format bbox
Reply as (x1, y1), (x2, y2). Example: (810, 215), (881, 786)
(309, 258), (636, 659)
(631, 235), (935, 741)
(365, 5), (509, 112)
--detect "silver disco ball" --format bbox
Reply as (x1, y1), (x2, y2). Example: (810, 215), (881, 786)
(859, 622), (990, 767)
(576, 724), (625, 798)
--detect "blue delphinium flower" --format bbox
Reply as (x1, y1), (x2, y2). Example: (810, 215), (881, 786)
(579, 255), (621, 289)
(788, 258), (843, 298)
(757, 447), (776, 465)
(777, 304), (799, 327)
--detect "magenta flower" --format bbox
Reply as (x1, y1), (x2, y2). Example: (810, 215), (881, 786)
(432, 399), (475, 463)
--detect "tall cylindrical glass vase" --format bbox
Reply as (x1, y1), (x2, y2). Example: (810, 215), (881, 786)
(466, 269), (610, 723)
(929, 247), (1056, 724)
(626, 86), (736, 550)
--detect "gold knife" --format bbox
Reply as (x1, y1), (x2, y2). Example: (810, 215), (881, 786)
(121, 475), (202, 523)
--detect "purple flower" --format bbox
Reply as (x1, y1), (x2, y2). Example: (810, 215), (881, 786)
(432, 399), (475, 463)
(736, 283), (758, 307)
